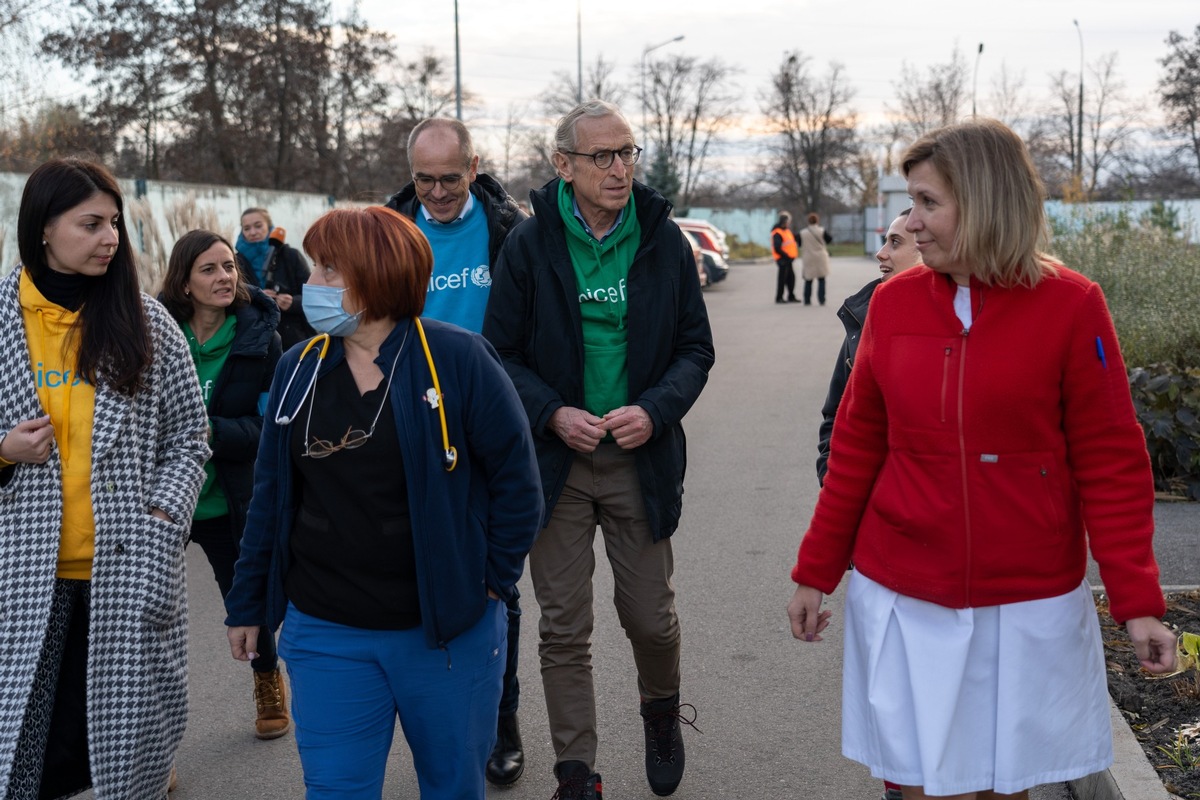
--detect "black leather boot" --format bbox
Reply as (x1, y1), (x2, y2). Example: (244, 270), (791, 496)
(485, 712), (524, 786)
(641, 694), (699, 797)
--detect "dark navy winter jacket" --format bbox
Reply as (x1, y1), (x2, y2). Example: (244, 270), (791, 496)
(816, 278), (880, 484)
(483, 179), (714, 540)
(224, 318), (543, 648)
(201, 286), (282, 540)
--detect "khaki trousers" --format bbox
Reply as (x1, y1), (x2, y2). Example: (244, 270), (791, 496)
(529, 443), (681, 770)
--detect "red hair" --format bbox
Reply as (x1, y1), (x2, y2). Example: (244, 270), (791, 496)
(302, 207), (432, 321)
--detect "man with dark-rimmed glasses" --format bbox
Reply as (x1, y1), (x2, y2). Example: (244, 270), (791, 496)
(384, 118), (530, 787)
(484, 100), (714, 800)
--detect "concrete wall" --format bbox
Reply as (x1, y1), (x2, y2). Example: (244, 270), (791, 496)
(6, 169), (1197, 275)
(1045, 198), (1200, 243)
(0, 171), (371, 281)
(858, 194), (1200, 255)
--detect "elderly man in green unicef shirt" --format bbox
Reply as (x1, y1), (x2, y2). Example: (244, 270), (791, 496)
(483, 99), (715, 800)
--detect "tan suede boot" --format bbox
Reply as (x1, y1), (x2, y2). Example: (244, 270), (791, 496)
(253, 668), (292, 740)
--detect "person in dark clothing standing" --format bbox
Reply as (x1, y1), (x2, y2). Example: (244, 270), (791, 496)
(384, 117), (530, 787)
(161, 230), (288, 741)
(770, 211), (799, 303)
(484, 100), (714, 800)
(816, 209), (920, 485)
(236, 207), (314, 350)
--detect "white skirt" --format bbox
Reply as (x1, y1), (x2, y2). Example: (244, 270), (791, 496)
(841, 571), (1113, 796)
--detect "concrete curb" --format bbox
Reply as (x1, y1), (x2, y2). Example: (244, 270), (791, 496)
(1069, 698), (1173, 800)
(1071, 583), (1200, 800)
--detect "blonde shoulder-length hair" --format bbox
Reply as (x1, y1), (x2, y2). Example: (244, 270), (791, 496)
(901, 118), (1057, 288)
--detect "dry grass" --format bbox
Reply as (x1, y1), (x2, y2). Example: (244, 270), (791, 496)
(125, 197), (166, 294)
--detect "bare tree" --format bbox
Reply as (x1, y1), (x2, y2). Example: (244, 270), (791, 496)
(486, 123), (555, 205)
(1083, 54), (1141, 194)
(1047, 53), (1141, 196)
(986, 62), (1031, 126)
(641, 54), (738, 211)
(541, 54), (628, 118)
(392, 49), (469, 122)
(0, 0), (50, 127)
(0, 0), (38, 32)
(1159, 24), (1200, 178)
(888, 48), (969, 141)
(759, 51), (859, 214)
(0, 101), (113, 172)
(322, 3), (394, 197)
(1046, 69), (1084, 194)
(493, 102), (528, 186)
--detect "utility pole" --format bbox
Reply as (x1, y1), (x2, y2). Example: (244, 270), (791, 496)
(972, 43), (984, 118)
(1073, 19), (1084, 186)
(640, 35), (684, 148)
(576, 1), (583, 104)
(454, 0), (462, 120)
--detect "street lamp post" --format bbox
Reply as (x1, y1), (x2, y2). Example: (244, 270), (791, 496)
(641, 35), (685, 148)
(576, 0), (583, 104)
(1073, 19), (1084, 184)
(972, 43), (984, 118)
(454, 0), (462, 120)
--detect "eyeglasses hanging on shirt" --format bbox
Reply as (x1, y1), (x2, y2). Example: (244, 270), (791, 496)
(302, 326), (407, 458)
(274, 319), (458, 471)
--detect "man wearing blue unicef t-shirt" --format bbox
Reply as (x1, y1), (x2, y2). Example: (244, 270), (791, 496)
(384, 117), (529, 786)
(386, 119), (526, 335)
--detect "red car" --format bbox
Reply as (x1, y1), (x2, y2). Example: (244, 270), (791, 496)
(681, 229), (708, 288)
(675, 218), (729, 260)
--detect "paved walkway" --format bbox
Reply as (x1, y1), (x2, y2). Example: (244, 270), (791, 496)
(154, 256), (1195, 800)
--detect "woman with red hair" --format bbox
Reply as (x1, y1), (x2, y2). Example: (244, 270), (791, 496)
(224, 206), (543, 798)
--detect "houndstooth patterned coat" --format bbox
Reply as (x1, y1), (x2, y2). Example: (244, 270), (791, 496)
(0, 266), (209, 799)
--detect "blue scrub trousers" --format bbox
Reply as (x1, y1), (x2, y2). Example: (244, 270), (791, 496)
(278, 600), (506, 799)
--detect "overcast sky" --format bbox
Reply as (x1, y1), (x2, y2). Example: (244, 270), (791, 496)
(349, 0), (1197, 142)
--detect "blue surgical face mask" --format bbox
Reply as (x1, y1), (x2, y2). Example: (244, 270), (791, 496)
(302, 283), (362, 337)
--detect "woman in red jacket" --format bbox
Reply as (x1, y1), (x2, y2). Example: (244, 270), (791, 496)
(787, 119), (1176, 800)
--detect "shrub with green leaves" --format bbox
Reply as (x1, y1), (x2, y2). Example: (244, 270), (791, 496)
(1050, 207), (1200, 498)
(1049, 207), (1200, 369)
(1129, 365), (1200, 499)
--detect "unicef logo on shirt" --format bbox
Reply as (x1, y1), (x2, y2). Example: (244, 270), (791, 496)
(470, 265), (491, 288)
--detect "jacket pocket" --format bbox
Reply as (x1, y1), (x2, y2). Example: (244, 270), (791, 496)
(968, 451), (1074, 583)
(135, 514), (188, 627)
(862, 449), (966, 569)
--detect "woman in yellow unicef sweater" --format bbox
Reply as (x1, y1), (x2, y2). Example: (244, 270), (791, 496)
(0, 158), (209, 799)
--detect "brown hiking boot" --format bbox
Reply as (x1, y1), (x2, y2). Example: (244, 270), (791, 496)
(253, 668), (292, 740)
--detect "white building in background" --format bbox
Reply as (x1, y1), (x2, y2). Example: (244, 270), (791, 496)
(860, 174), (912, 254)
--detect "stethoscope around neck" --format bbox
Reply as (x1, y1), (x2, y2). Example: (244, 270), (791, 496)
(273, 319), (458, 471)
